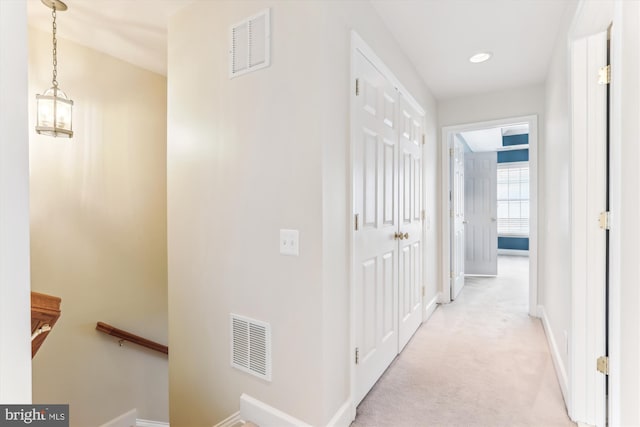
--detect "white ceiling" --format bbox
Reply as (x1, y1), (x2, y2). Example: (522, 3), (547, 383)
(459, 123), (529, 152)
(27, 0), (193, 76)
(27, 0), (572, 98)
(371, 0), (573, 100)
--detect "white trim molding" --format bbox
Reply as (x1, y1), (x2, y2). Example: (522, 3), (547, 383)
(99, 409), (138, 427)
(137, 419), (170, 427)
(497, 249), (529, 257)
(213, 411), (242, 427)
(240, 394), (311, 427)
(539, 305), (569, 402)
(325, 400), (352, 427)
(99, 409), (170, 427)
(424, 295), (438, 321)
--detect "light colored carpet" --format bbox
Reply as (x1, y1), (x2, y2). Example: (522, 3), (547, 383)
(352, 256), (575, 427)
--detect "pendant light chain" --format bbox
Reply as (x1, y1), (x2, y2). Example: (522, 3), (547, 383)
(51, 3), (58, 88)
(36, 0), (73, 138)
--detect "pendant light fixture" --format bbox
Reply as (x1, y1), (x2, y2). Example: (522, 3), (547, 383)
(36, 0), (73, 138)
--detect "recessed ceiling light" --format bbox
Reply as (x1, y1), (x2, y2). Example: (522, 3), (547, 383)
(469, 52), (492, 63)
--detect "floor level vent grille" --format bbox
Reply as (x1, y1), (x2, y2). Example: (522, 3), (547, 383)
(230, 313), (271, 381)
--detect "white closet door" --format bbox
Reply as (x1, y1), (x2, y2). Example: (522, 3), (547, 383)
(397, 95), (423, 351)
(353, 50), (399, 405)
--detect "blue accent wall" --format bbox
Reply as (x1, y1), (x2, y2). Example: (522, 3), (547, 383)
(498, 237), (529, 250)
(502, 134), (528, 146)
(498, 149), (528, 163)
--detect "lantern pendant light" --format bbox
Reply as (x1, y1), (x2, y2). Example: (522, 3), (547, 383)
(36, 0), (73, 138)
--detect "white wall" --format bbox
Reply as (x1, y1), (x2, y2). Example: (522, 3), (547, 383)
(167, 1), (437, 425)
(28, 28), (168, 426)
(0, 0), (32, 404)
(539, 1), (578, 397)
(438, 84), (546, 128)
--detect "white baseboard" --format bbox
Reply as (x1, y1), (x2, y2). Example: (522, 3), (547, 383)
(325, 400), (352, 427)
(98, 408), (169, 427)
(213, 411), (243, 427)
(99, 409), (138, 427)
(538, 305), (569, 405)
(424, 295), (438, 321)
(238, 395), (352, 427)
(240, 394), (311, 427)
(497, 249), (529, 256)
(137, 419), (169, 427)
(436, 291), (449, 304)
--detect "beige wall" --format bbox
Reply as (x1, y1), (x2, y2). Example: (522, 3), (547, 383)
(168, 3), (326, 424)
(167, 1), (436, 425)
(28, 28), (168, 426)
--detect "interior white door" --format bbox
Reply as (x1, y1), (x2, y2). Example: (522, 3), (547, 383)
(353, 51), (399, 405)
(450, 139), (465, 299)
(464, 151), (498, 275)
(397, 96), (423, 351)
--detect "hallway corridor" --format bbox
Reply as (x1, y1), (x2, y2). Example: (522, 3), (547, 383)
(352, 256), (574, 427)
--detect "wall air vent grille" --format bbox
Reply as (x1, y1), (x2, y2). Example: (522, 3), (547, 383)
(230, 313), (271, 381)
(230, 8), (271, 78)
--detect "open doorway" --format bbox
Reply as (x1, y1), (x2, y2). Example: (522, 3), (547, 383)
(440, 115), (538, 317)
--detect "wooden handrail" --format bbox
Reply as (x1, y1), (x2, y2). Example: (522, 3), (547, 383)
(32, 292), (62, 358)
(96, 321), (168, 355)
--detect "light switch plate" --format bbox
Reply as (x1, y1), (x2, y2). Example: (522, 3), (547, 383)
(280, 229), (299, 256)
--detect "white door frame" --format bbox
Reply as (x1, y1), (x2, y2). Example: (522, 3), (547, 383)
(440, 115), (538, 317)
(349, 30), (426, 420)
(569, 29), (609, 427)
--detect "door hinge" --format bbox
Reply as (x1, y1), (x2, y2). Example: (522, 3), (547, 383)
(354, 213), (359, 231)
(355, 347), (360, 364)
(355, 78), (360, 96)
(449, 147), (454, 157)
(422, 286), (425, 297)
(422, 134), (426, 145)
(597, 355), (609, 375)
(450, 271), (454, 279)
(599, 211), (611, 230)
(598, 65), (611, 85)
(421, 209), (426, 221)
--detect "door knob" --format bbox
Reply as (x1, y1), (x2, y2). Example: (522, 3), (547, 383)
(394, 232), (404, 240)
(403, 232), (409, 239)
(491, 217), (497, 222)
